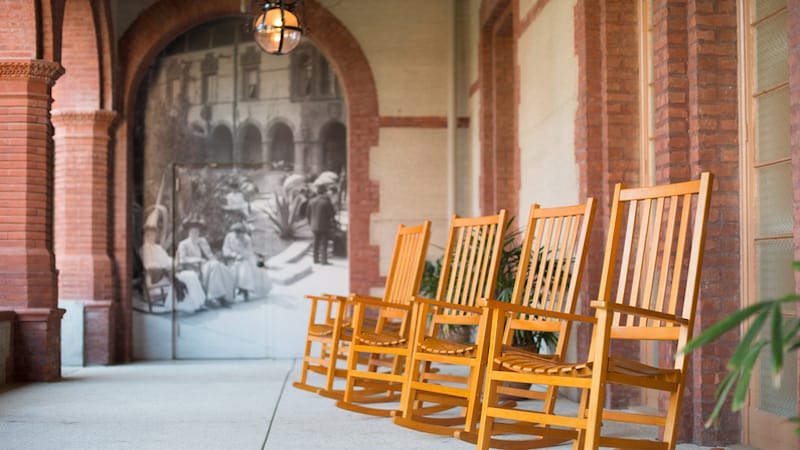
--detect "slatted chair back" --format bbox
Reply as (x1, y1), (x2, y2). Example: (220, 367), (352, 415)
(503, 201), (596, 356)
(593, 172), (713, 362)
(374, 221), (433, 334)
(428, 212), (508, 333)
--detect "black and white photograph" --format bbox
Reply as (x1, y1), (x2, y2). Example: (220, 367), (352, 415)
(131, 17), (348, 359)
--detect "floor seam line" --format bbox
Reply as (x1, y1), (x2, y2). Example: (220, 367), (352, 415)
(261, 358), (297, 449)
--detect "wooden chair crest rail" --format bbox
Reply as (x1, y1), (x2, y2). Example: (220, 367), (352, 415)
(389, 210), (508, 436)
(475, 172), (713, 450)
(293, 221), (431, 397)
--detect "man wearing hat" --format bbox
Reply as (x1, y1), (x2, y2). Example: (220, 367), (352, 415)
(176, 213), (235, 308)
(308, 184), (336, 265)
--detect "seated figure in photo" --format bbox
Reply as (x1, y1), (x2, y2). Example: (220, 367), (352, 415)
(222, 222), (272, 301)
(140, 223), (207, 313)
(176, 214), (235, 308)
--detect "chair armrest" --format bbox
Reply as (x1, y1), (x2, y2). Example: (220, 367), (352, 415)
(348, 294), (382, 303)
(304, 294), (348, 304)
(412, 296), (483, 315)
(483, 299), (596, 324)
(589, 301), (688, 326)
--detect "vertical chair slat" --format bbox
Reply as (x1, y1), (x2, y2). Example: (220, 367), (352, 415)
(654, 195), (679, 325)
(642, 196), (665, 326)
(668, 193), (692, 317)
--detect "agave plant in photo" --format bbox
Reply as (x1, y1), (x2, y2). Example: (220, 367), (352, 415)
(261, 190), (306, 240)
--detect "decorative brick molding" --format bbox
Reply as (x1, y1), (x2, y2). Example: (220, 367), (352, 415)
(0, 59), (64, 85)
(379, 116), (470, 129)
(52, 110), (118, 130)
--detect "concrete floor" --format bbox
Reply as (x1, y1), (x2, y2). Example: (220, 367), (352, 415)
(0, 360), (757, 450)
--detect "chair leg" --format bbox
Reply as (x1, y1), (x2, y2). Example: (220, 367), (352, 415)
(583, 384), (605, 450)
(323, 334), (341, 392)
(662, 385), (684, 450)
(463, 366), (482, 434)
(475, 376), (499, 449)
(292, 335), (314, 390)
(572, 388), (590, 450)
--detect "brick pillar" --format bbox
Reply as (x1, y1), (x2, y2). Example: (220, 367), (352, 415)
(52, 110), (118, 365)
(684, 0), (740, 444)
(0, 59), (65, 381)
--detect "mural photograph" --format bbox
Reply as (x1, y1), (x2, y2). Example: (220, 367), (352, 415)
(131, 17), (348, 359)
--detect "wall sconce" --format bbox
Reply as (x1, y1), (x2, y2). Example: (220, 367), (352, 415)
(252, 0), (304, 55)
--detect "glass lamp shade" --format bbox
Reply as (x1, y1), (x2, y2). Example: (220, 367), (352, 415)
(253, 6), (302, 55)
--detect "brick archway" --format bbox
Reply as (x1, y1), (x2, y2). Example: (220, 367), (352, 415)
(116, 0), (381, 359)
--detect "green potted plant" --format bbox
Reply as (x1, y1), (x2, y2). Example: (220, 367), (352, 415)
(494, 219), (559, 351)
(682, 261), (800, 429)
(419, 217), (558, 349)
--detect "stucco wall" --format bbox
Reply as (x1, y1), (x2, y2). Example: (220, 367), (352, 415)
(331, 1), (455, 281)
(516, 0), (579, 218)
(333, 0), (452, 117)
(371, 128), (449, 286)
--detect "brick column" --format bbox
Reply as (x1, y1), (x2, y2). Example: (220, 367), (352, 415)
(683, 0), (740, 444)
(0, 59), (64, 381)
(52, 110), (118, 365)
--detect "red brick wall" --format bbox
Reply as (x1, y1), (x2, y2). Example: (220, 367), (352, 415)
(574, 0), (607, 338)
(788, 1), (800, 445)
(0, 60), (64, 381)
(684, 0), (740, 444)
(52, 111), (117, 302)
(573, 0), (641, 408)
(14, 309), (64, 381)
(0, 2), (42, 59)
(52, 0), (101, 110)
(479, 0), (519, 217)
(573, 0), (742, 444)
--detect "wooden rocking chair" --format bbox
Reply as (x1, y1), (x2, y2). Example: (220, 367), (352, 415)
(390, 210), (508, 436)
(293, 221), (431, 396)
(454, 200), (597, 446)
(476, 172), (713, 450)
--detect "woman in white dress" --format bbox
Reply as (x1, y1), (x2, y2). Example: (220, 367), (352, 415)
(140, 224), (207, 313)
(222, 222), (272, 301)
(176, 215), (235, 307)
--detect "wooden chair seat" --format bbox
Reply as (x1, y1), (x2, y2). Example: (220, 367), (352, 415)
(496, 352), (680, 383)
(356, 330), (406, 347)
(307, 323), (345, 337)
(418, 337), (477, 356)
